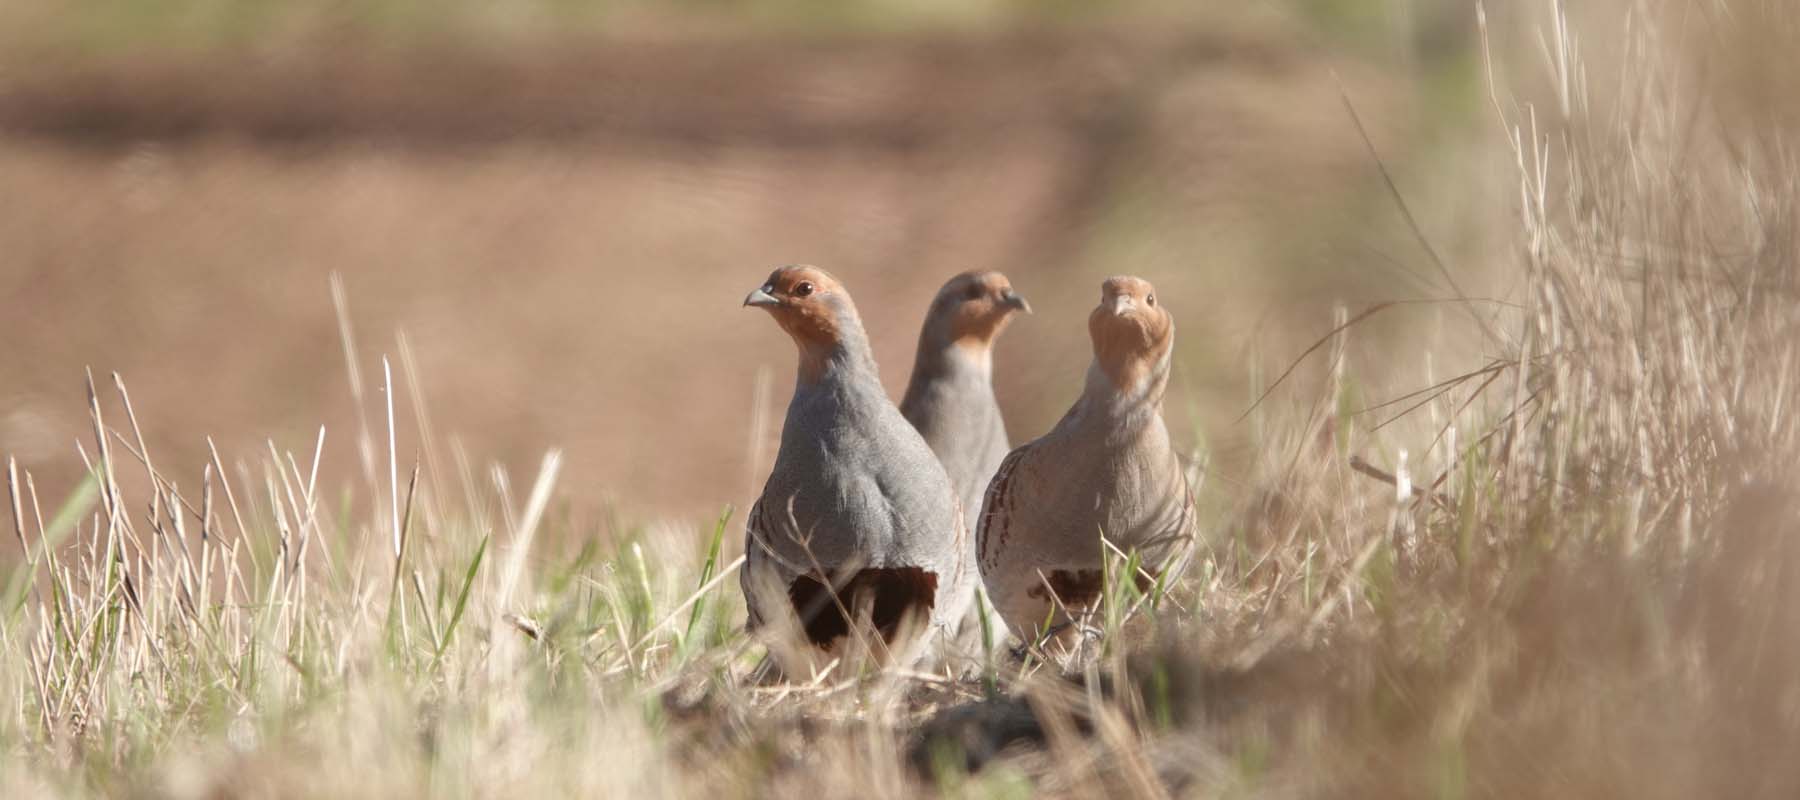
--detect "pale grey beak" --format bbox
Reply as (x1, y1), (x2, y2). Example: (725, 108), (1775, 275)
(1001, 289), (1032, 314)
(1110, 294), (1136, 316)
(743, 286), (780, 308)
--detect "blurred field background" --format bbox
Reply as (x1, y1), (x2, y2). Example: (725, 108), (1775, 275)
(5, 0), (1800, 797)
(0, 0), (1504, 522)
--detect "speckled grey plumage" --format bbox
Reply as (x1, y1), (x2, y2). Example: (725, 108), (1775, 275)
(741, 268), (976, 651)
(976, 279), (1196, 636)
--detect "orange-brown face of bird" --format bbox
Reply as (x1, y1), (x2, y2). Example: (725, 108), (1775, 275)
(745, 265), (861, 379)
(933, 271), (1031, 351)
(1087, 275), (1174, 392)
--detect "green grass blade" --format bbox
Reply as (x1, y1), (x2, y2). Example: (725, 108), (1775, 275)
(433, 534), (488, 664)
(682, 506), (732, 648)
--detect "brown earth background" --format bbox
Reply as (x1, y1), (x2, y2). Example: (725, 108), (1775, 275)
(0, 1), (1519, 539)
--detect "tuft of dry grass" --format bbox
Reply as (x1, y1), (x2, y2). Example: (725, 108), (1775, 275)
(3, 3), (1800, 798)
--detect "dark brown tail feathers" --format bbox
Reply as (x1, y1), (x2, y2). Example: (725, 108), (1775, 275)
(788, 567), (938, 648)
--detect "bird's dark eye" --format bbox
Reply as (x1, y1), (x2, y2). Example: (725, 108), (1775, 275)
(1146, 293), (1156, 307)
(793, 281), (815, 297)
(965, 284), (985, 301)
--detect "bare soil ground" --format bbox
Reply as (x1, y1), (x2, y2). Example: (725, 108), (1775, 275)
(0, 26), (1467, 523)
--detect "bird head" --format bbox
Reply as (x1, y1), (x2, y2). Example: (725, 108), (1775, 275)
(745, 265), (866, 379)
(1087, 275), (1174, 392)
(924, 270), (1031, 352)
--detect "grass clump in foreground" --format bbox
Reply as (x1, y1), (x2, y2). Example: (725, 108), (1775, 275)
(5, 5), (1800, 797)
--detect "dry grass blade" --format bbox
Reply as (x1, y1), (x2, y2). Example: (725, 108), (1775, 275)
(494, 450), (563, 613)
(629, 554), (746, 653)
(4, 5), (1800, 798)
(395, 461), (421, 584)
(1331, 71), (1503, 346)
(7, 457), (43, 611)
(385, 356), (401, 561)
(1237, 301), (1395, 423)
(331, 271), (378, 494)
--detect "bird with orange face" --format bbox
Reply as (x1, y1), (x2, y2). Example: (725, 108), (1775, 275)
(976, 276), (1196, 638)
(900, 271), (1031, 540)
(741, 265), (976, 662)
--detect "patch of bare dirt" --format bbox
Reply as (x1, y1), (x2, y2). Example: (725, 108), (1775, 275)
(0, 28), (1469, 530)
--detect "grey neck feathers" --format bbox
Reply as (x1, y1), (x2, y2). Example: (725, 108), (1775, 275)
(798, 301), (880, 390)
(1069, 351), (1171, 435)
(903, 321), (992, 398)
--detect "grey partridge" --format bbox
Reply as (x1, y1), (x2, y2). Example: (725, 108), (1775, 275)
(741, 265), (977, 661)
(976, 276), (1196, 638)
(899, 270), (1030, 539)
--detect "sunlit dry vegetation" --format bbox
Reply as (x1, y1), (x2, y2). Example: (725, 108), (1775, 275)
(4, 2), (1800, 797)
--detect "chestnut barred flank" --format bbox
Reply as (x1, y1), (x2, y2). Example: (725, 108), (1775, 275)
(788, 567), (939, 648)
(1024, 569), (1104, 610)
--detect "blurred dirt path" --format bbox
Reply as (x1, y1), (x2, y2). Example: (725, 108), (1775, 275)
(0, 27), (1431, 528)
